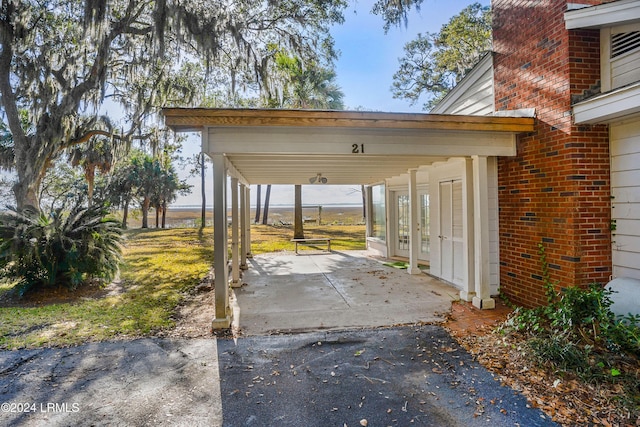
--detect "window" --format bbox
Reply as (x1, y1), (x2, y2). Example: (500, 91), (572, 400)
(397, 194), (409, 251)
(420, 193), (430, 255)
(371, 184), (386, 240)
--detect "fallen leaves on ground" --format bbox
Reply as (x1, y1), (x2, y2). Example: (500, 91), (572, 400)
(445, 316), (640, 427)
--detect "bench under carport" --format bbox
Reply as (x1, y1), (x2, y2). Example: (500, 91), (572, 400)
(291, 238), (331, 254)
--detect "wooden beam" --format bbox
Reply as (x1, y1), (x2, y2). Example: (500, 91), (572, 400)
(164, 108), (535, 133)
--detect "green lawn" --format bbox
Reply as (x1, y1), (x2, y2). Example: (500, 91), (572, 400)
(0, 224), (365, 349)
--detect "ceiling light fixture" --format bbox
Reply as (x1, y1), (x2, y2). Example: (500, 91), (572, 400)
(309, 173), (328, 184)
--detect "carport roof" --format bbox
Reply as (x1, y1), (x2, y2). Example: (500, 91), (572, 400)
(163, 108), (534, 185)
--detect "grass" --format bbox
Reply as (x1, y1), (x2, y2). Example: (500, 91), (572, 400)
(251, 224), (365, 253)
(0, 224), (365, 349)
(0, 228), (214, 349)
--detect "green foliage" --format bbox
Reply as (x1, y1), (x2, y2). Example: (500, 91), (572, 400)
(0, 202), (123, 295)
(537, 242), (559, 304)
(391, 2), (492, 110)
(527, 335), (592, 373)
(1, 0), (347, 209)
(501, 243), (640, 403)
(372, 0), (423, 32)
(269, 50), (345, 110)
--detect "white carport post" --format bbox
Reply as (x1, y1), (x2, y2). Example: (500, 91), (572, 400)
(461, 158), (476, 302)
(408, 169), (421, 275)
(245, 186), (252, 258)
(472, 155), (495, 309)
(230, 177), (241, 287)
(240, 183), (248, 270)
(211, 153), (231, 328)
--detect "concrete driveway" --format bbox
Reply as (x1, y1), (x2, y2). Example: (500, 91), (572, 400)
(235, 251), (459, 335)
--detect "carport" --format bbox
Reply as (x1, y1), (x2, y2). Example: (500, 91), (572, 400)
(163, 108), (534, 328)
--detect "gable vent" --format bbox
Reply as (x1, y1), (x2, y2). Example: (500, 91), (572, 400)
(611, 31), (640, 58)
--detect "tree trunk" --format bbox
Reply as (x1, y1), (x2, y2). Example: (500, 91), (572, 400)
(294, 184), (304, 239)
(262, 185), (271, 225)
(141, 197), (150, 228)
(200, 153), (206, 229)
(122, 202), (129, 229)
(155, 206), (160, 228)
(11, 142), (47, 211)
(12, 179), (40, 211)
(86, 166), (96, 207)
(162, 202), (167, 228)
(254, 185), (261, 224)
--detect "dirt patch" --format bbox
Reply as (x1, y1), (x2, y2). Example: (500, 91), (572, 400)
(156, 270), (220, 339)
(0, 279), (125, 308)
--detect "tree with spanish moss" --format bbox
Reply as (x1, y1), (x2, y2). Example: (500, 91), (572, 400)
(0, 0), (348, 210)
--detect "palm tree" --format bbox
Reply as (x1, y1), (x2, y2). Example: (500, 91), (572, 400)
(108, 162), (137, 229)
(269, 52), (345, 235)
(130, 154), (162, 229)
(151, 164), (190, 228)
(68, 137), (118, 206)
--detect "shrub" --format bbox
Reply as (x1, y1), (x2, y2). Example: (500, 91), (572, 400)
(500, 242), (640, 392)
(0, 202), (123, 295)
(527, 334), (592, 373)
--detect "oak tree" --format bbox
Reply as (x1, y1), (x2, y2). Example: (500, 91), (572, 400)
(391, 3), (491, 110)
(0, 0), (346, 210)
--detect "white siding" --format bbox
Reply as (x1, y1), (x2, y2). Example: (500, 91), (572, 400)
(430, 55), (494, 116)
(611, 50), (640, 89)
(611, 120), (640, 280)
(440, 70), (494, 116)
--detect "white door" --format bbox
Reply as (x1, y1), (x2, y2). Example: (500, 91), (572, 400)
(395, 192), (410, 257)
(439, 180), (464, 286)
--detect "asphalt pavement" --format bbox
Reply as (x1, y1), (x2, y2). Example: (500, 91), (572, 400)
(218, 325), (557, 427)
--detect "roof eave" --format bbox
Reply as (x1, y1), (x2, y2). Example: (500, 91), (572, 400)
(162, 108), (534, 134)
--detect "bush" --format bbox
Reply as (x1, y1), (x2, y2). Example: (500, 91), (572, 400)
(527, 334), (592, 373)
(0, 202), (123, 295)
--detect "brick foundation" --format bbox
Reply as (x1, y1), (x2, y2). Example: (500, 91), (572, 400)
(494, 0), (611, 307)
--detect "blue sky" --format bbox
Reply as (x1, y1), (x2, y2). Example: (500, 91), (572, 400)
(178, 0), (490, 207)
(332, 0), (489, 112)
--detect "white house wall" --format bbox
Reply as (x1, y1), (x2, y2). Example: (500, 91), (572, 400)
(611, 119), (640, 280)
(419, 158), (500, 295)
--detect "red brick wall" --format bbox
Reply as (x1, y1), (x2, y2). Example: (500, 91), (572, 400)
(494, 0), (611, 307)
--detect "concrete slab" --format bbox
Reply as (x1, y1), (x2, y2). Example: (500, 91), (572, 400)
(235, 251), (459, 335)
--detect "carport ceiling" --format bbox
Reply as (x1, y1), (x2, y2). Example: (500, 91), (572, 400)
(225, 153), (448, 185)
(163, 108), (535, 185)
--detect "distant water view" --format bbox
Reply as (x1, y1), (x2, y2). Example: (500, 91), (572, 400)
(172, 203), (363, 210)
(124, 205), (365, 229)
